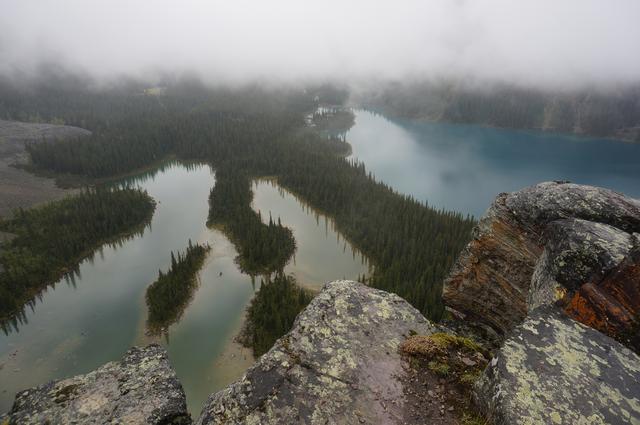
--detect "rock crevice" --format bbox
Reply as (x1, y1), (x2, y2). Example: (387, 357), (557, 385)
(444, 181), (640, 350)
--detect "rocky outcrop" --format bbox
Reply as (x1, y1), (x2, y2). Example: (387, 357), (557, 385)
(5, 344), (190, 424)
(445, 181), (640, 423)
(529, 219), (634, 310)
(5, 182), (639, 424)
(475, 307), (640, 425)
(197, 280), (442, 425)
(0, 119), (90, 218)
(443, 181), (640, 349)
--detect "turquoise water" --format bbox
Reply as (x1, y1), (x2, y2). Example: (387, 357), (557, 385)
(347, 110), (640, 218)
(0, 162), (368, 415)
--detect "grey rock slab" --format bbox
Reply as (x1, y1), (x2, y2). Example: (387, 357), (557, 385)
(197, 280), (441, 425)
(6, 344), (190, 424)
(505, 181), (640, 234)
(0, 119), (90, 218)
(475, 307), (640, 425)
(529, 218), (634, 310)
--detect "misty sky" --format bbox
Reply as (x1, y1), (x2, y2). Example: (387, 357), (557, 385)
(1, 0), (639, 88)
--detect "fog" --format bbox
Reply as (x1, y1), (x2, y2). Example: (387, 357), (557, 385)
(1, 0), (639, 89)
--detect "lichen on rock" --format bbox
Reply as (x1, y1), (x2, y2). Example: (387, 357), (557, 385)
(475, 306), (640, 425)
(6, 344), (190, 424)
(529, 218), (633, 310)
(444, 181), (640, 350)
(196, 280), (444, 425)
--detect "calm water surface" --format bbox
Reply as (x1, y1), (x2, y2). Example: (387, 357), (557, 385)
(347, 110), (640, 218)
(0, 162), (367, 415)
(5, 111), (636, 414)
(252, 180), (369, 291)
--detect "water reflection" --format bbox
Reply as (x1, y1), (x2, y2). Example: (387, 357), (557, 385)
(251, 179), (370, 291)
(0, 163), (221, 414)
(0, 161), (369, 415)
(347, 110), (640, 218)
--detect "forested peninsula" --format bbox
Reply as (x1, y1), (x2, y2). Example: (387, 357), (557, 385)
(146, 241), (211, 334)
(0, 77), (474, 335)
(208, 168), (295, 275)
(0, 188), (155, 330)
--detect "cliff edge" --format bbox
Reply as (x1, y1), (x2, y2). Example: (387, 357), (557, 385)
(444, 181), (640, 352)
(197, 280), (446, 424)
(4, 181), (640, 424)
(444, 181), (640, 424)
(4, 345), (190, 424)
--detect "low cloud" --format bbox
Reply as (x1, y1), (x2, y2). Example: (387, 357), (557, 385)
(1, 0), (639, 89)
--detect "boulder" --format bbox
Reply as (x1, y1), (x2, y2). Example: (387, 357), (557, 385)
(503, 182), (640, 234)
(529, 219), (633, 310)
(6, 344), (190, 424)
(197, 280), (441, 425)
(564, 235), (640, 349)
(443, 182), (640, 347)
(442, 189), (543, 335)
(475, 307), (640, 425)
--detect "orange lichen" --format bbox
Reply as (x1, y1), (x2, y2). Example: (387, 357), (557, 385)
(564, 289), (605, 331)
(564, 283), (635, 338)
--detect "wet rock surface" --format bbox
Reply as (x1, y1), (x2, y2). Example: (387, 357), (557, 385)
(5, 344), (190, 424)
(529, 218), (633, 310)
(564, 235), (640, 349)
(442, 190), (542, 335)
(475, 306), (640, 425)
(443, 181), (640, 349)
(504, 182), (640, 234)
(197, 280), (443, 425)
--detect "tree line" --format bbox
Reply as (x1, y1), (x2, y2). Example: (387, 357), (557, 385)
(6, 80), (474, 333)
(238, 273), (313, 356)
(145, 240), (211, 334)
(0, 188), (155, 328)
(356, 81), (640, 141)
(208, 167), (295, 275)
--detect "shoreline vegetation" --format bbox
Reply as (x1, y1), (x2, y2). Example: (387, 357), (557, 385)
(0, 188), (156, 333)
(354, 82), (640, 143)
(207, 167), (296, 276)
(145, 241), (211, 335)
(1, 80), (474, 349)
(237, 274), (313, 357)
(310, 107), (356, 134)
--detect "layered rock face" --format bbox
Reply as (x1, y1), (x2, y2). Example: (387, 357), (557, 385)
(5, 344), (190, 424)
(443, 181), (640, 350)
(476, 307), (640, 425)
(445, 181), (640, 424)
(197, 280), (441, 425)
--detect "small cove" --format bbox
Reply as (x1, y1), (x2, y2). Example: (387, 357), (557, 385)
(0, 162), (368, 415)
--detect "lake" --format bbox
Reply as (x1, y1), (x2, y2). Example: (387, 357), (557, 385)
(3, 111), (639, 416)
(346, 110), (640, 218)
(0, 162), (368, 415)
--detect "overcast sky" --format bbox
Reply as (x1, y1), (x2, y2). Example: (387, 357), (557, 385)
(1, 0), (639, 89)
